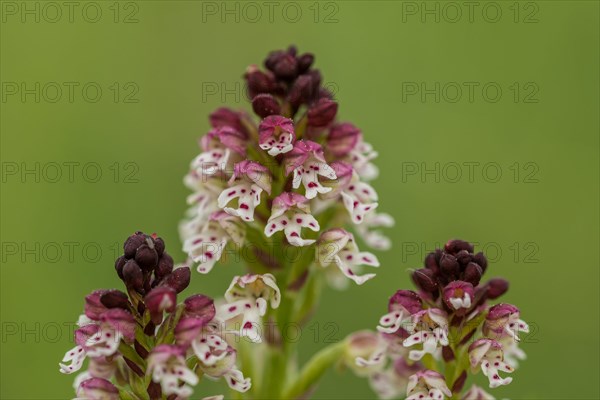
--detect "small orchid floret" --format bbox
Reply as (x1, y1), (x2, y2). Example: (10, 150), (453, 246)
(402, 309), (449, 361)
(468, 339), (514, 388)
(265, 193), (320, 246)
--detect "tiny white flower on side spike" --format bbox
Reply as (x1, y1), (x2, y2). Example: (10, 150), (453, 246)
(316, 228), (380, 285)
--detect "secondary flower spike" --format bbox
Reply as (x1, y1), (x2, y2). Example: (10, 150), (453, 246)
(344, 240), (530, 399)
(180, 45), (393, 281)
(59, 232), (260, 399)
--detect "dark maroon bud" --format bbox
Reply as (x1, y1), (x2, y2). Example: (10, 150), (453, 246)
(252, 94), (281, 118)
(124, 232), (145, 258)
(452, 370), (468, 393)
(272, 53), (298, 79)
(123, 260), (144, 291)
(442, 346), (455, 362)
(445, 239), (474, 254)
(463, 262), (483, 286)
(440, 253), (459, 276)
(297, 53), (314, 73)
(412, 268), (437, 292)
(160, 267), (191, 294)
(287, 44), (297, 56)
(424, 252), (439, 271)
(265, 50), (285, 71)
(473, 251), (488, 273)
(307, 98), (338, 127)
(317, 87), (334, 100)
(288, 73), (320, 106)
(486, 278), (509, 299)
(100, 290), (129, 310)
(152, 236), (165, 257)
(155, 253), (174, 280)
(184, 294), (216, 323)
(245, 66), (277, 98)
(135, 243), (158, 271)
(115, 256), (126, 279)
(456, 249), (472, 265)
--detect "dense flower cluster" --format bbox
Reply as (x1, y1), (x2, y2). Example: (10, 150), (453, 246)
(180, 45), (393, 286)
(59, 47), (533, 400)
(344, 240), (529, 400)
(59, 232), (280, 399)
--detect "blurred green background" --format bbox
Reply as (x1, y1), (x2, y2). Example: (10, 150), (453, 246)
(1, 1), (598, 399)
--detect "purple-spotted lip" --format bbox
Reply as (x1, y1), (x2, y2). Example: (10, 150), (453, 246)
(100, 308), (135, 341)
(284, 140), (326, 175)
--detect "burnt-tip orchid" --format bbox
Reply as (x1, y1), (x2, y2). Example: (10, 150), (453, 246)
(58, 46), (534, 400)
(180, 45), (393, 282)
(345, 240), (530, 399)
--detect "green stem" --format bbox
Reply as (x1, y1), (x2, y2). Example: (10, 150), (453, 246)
(281, 340), (346, 400)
